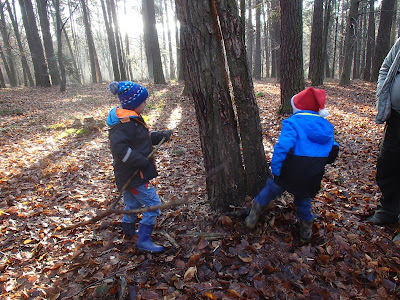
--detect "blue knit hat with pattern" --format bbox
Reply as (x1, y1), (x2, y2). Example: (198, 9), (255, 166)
(109, 81), (148, 110)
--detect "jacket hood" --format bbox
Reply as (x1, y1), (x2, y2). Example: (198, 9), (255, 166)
(292, 111), (333, 144)
(107, 107), (139, 126)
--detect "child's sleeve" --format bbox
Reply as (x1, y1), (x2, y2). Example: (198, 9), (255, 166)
(270, 120), (297, 176)
(327, 141), (339, 164)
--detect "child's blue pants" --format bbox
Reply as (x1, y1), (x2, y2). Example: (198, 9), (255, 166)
(255, 178), (314, 222)
(121, 183), (161, 226)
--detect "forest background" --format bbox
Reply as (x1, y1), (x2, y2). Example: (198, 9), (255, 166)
(1, 0), (400, 299)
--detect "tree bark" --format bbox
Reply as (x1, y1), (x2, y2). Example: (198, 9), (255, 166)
(142, 0), (166, 84)
(253, 0), (261, 79)
(215, 0), (269, 196)
(279, 0), (304, 114)
(100, 0), (120, 81)
(80, 0), (102, 83)
(108, 0), (126, 80)
(36, 0), (61, 85)
(164, 0), (176, 80)
(5, 0), (34, 86)
(53, 0), (66, 91)
(339, 0), (360, 86)
(363, 0), (375, 81)
(371, 0), (396, 82)
(176, 0), (246, 209)
(18, 0), (51, 87)
(309, 0), (324, 86)
(0, 5), (17, 86)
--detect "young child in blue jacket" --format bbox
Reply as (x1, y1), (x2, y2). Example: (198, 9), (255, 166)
(107, 81), (172, 253)
(246, 87), (339, 241)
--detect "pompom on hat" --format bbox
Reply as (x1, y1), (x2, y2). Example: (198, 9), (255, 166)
(291, 87), (329, 117)
(109, 81), (148, 110)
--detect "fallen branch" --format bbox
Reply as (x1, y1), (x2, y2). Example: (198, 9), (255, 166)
(60, 198), (186, 231)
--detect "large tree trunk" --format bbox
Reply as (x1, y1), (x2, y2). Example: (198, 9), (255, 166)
(279, 0), (304, 114)
(363, 0), (375, 81)
(18, 0), (51, 87)
(36, 0), (60, 85)
(339, 0), (360, 86)
(215, 0), (269, 196)
(80, 0), (102, 83)
(176, 0), (246, 209)
(371, 0), (396, 82)
(5, 0), (33, 86)
(309, 0), (324, 86)
(142, 0), (166, 84)
(54, 0), (66, 92)
(0, 6), (17, 86)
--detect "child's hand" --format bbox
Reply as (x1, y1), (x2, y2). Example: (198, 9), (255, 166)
(162, 130), (173, 141)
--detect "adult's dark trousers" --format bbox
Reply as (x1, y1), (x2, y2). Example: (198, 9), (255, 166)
(376, 109), (400, 220)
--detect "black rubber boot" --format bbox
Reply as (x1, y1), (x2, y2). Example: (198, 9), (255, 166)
(121, 222), (137, 238)
(299, 220), (313, 241)
(245, 202), (263, 229)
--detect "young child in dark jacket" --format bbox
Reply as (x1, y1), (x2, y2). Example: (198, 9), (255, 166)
(245, 87), (339, 241)
(107, 81), (172, 253)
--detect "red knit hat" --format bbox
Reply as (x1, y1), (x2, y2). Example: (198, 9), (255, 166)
(291, 87), (329, 117)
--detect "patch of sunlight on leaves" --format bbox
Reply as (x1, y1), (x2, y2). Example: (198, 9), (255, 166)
(168, 106), (182, 129)
(42, 123), (66, 131)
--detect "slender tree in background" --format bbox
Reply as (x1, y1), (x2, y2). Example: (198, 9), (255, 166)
(142, 0), (166, 84)
(363, 0), (375, 81)
(5, 0), (33, 86)
(0, 1), (17, 87)
(253, 0), (261, 79)
(216, 0), (269, 196)
(164, 0), (175, 80)
(80, 0), (102, 83)
(176, 0), (246, 209)
(54, 0), (66, 92)
(18, 0), (51, 87)
(323, 0), (332, 78)
(0, 43), (12, 85)
(0, 65), (5, 87)
(371, 0), (396, 82)
(108, 0), (126, 80)
(100, 0), (120, 81)
(246, 0), (253, 72)
(309, 0), (324, 86)
(339, 0), (360, 86)
(270, 0), (280, 79)
(173, 0), (183, 81)
(262, 1), (270, 78)
(36, 0), (61, 85)
(279, 0), (304, 114)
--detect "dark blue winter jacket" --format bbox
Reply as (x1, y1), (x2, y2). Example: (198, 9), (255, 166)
(271, 111), (339, 197)
(107, 108), (165, 191)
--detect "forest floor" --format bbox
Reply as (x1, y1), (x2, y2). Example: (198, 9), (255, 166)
(1, 80), (400, 299)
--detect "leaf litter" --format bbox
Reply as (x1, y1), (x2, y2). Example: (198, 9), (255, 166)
(0, 79), (399, 299)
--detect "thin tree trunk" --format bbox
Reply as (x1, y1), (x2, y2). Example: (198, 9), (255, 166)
(0, 65), (5, 87)
(323, 0), (332, 78)
(18, 0), (51, 87)
(36, 0), (60, 85)
(54, 0), (66, 92)
(5, 0), (33, 86)
(142, 0), (166, 84)
(371, 0), (396, 82)
(101, 0), (120, 81)
(246, 0), (253, 73)
(262, 1), (270, 78)
(164, 0), (175, 79)
(253, 0), (261, 79)
(363, 0), (375, 81)
(0, 5), (17, 86)
(339, 0), (360, 86)
(279, 0), (304, 114)
(310, 0), (324, 86)
(108, 0), (126, 80)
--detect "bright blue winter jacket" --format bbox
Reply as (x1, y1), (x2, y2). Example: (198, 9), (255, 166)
(271, 110), (339, 197)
